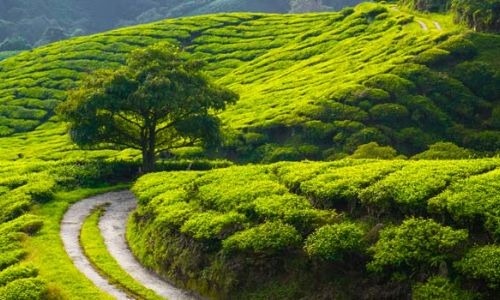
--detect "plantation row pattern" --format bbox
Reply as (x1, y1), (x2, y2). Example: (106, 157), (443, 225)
(129, 159), (500, 299)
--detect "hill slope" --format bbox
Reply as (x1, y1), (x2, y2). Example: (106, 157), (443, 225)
(0, 2), (498, 162)
(0, 0), (364, 51)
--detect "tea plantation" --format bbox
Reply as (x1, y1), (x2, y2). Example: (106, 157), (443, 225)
(0, 0), (499, 299)
(0, 2), (499, 162)
(129, 159), (500, 299)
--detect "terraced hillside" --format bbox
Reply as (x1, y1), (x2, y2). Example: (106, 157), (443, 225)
(0, 2), (499, 162)
(130, 159), (500, 299)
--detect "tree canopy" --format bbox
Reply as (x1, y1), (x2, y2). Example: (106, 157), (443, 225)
(57, 43), (238, 172)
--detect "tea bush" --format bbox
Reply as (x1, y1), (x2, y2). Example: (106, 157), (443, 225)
(454, 245), (500, 289)
(222, 221), (302, 254)
(367, 218), (468, 274)
(412, 276), (474, 300)
(0, 277), (48, 300)
(304, 222), (365, 261)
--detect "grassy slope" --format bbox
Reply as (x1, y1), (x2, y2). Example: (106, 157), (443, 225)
(130, 159), (500, 299)
(2, 2), (492, 161)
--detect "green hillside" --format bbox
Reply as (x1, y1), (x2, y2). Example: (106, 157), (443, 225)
(0, 2), (499, 299)
(0, 0), (364, 51)
(130, 159), (500, 299)
(0, 2), (499, 162)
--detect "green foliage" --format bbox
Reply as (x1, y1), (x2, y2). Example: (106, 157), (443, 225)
(367, 218), (468, 273)
(414, 48), (452, 66)
(450, 61), (500, 101)
(350, 142), (399, 159)
(181, 211), (247, 240)
(412, 276), (474, 300)
(370, 103), (410, 123)
(428, 168), (500, 239)
(222, 221), (302, 254)
(130, 159), (500, 298)
(0, 264), (37, 287)
(454, 245), (500, 289)
(0, 277), (48, 300)
(299, 161), (404, 208)
(0, 3), (499, 161)
(399, 0), (452, 12)
(304, 222), (365, 260)
(412, 142), (475, 160)
(57, 43), (238, 172)
(452, 0), (500, 33)
(360, 159), (496, 214)
(437, 35), (478, 60)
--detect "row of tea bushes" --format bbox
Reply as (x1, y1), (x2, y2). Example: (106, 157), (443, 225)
(130, 159), (500, 299)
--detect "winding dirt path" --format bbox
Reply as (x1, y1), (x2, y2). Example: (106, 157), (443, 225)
(61, 191), (196, 300)
(416, 20), (429, 31)
(433, 21), (442, 31)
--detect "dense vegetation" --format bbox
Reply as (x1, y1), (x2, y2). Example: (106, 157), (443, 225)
(129, 159), (500, 299)
(0, 158), (232, 299)
(0, 0), (365, 51)
(0, 2), (499, 163)
(0, 1), (498, 299)
(58, 43), (238, 172)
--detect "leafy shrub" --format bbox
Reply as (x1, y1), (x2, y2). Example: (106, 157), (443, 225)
(0, 264), (38, 286)
(222, 221), (301, 254)
(360, 160), (496, 214)
(344, 127), (389, 152)
(451, 61), (500, 101)
(412, 276), (474, 300)
(350, 142), (398, 159)
(0, 277), (48, 300)
(428, 168), (500, 238)
(368, 218), (468, 274)
(304, 222), (365, 261)
(369, 103), (410, 124)
(437, 36), (477, 60)
(412, 142), (474, 160)
(414, 48), (451, 66)
(454, 245), (500, 289)
(180, 211), (247, 240)
(250, 194), (336, 232)
(300, 161), (404, 208)
(364, 74), (415, 98)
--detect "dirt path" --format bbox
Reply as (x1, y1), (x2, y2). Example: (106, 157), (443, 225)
(390, 6), (441, 31)
(416, 20), (429, 31)
(433, 21), (442, 31)
(61, 192), (133, 300)
(61, 191), (197, 300)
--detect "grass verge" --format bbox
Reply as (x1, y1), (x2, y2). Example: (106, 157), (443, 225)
(23, 185), (129, 300)
(80, 204), (163, 300)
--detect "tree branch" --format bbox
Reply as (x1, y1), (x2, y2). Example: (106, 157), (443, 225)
(115, 113), (143, 129)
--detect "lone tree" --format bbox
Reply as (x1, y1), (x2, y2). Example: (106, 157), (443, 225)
(57, 43), (238, 173)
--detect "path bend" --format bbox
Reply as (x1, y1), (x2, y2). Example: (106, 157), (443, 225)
(61, 190), (196, 300)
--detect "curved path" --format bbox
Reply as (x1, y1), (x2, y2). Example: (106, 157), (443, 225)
(416, 20), (429, 31)
(61, 191), (196, 300)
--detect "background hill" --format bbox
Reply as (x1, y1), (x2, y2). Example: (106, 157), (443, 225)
(0, 0), (364, 53)
(0, 2), (498, 163)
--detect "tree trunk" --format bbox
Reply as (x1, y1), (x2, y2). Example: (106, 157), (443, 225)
(142, 148), (156, 173)
(141, 121), (157, 173)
